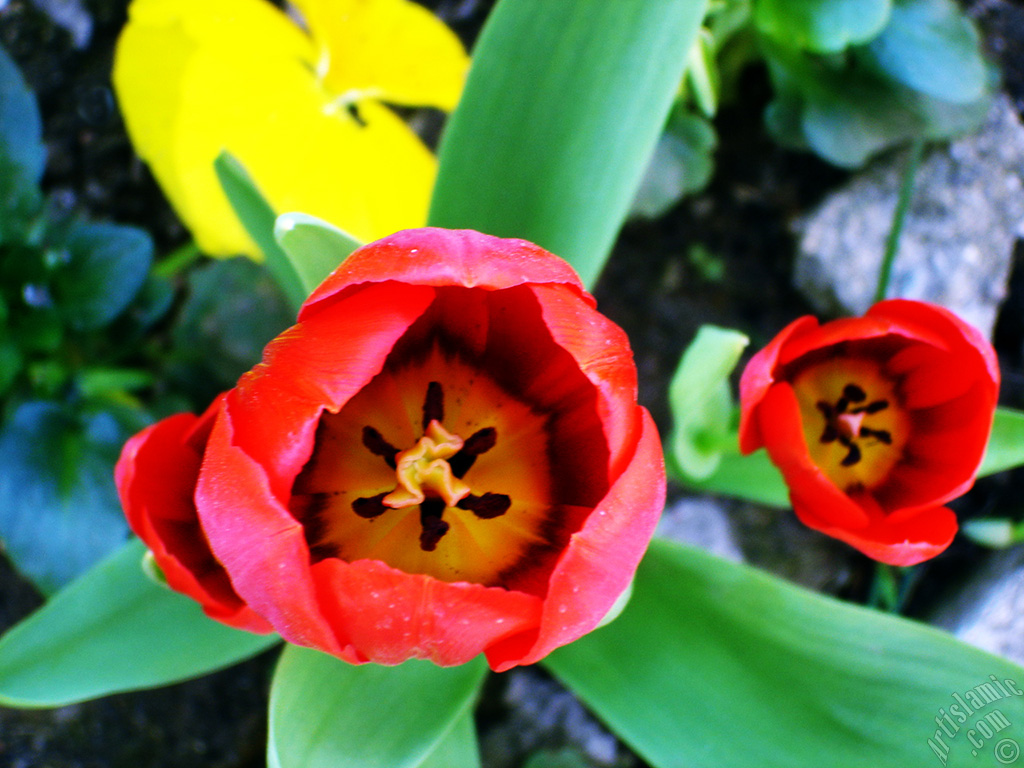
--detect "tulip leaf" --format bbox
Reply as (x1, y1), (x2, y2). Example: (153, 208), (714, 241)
(667, 325), (749, 481)
(214, 151), (307, 312)
(274, 212), (363, 294)
(418, 711), (481, 768)
(978, 406), (1024, 477)
(268, 645), (486, 768)
(545, 537), (1024, 768)
(0, 539), (279, 707)
(676, 446), (791, 508)
(429, 0), (708, 289)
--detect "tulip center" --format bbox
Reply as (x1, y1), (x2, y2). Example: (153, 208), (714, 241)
(791, 358), (909, 492)
(288, 340), (585, 591)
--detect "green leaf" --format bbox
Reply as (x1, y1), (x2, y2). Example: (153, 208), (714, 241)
(863, 0), (986, 104)
(53, 221), (153, 331)
(418, 711), (481, 768)
(429, 0), (709, 289)
(268, 645), (487, 768)
(762, 36), (990, 168)
(631, 107), (718, 220)
(0, 401), (133, 593)
(0, 42), (45, 195)
(0, 539), (279, 707)
(978, 407), (1024, 477)
(676, 445), (791, 507)
(753, 0), (892, 53)
(546, 537), (1024, 768)
(667, 325), (748, 480)
(214, 151), (307, 312)
(274, 212), (363, 295)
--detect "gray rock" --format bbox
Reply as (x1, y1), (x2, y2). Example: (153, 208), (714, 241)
(932, 546), (1024, 667)
(30, 0), (92, 48)
(656, 495), (744, 563)
(794, 95), (1024, 338)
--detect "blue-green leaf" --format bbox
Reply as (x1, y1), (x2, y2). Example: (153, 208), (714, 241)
(753, 0), (892, 53)
(274, 212), (362, 295)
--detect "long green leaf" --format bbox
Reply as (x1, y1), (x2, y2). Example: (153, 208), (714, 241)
(274, 212), (363, 295)
(268, 645), (487, 768)
(545, 537), (1024, 768)
(979, 406), (1024, 477)
(429, 0), (708, 289)
(418, 711), (481, 768)
(214, 151), (307, 312)
(0, 539), (279, 707)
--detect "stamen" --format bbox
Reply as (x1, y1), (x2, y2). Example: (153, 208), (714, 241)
(860, 426), (892, 444)
(457, 492), (512, 519)
(352, 492), (389, 518)
(422, 381), (444, 432)
(843, 384), (867, 402)
(362, 426), (398, 469)
(419, 498), (449, 551)
(840, 441), (862, 467)
(850, 399), (889, 415)
(450, 427), (498, 478)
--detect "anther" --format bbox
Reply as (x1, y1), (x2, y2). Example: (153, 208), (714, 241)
(419, 498), (449, 551)
(362, 426), (399, 468)
(352, 492), (389, 518)
(456, 492), (511, 519)
(422, 381), (444, 431)
(450, 427), (498, 478)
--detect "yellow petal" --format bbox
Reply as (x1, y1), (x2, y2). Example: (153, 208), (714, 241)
(292, 0), (469, 111)
(114, 0), (436, 258)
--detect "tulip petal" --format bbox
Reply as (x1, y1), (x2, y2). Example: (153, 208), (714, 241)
(310, 558), (543, 667)
(114, 0), (437, 258)
(292, 0), (468, 110)
(302, 228), (588, 318)
(497, 407), (665, 672)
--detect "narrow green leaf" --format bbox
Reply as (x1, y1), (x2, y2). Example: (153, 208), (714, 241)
(676, 445), (790, 507)
(418, 711), (481, 768)
(546, 537), (1024, 768)
(0, 539), (279, 707)
(214, 152), (307, 312)
(274, 212), (363, 295)
(268, 645), (487, 768)
(978, 407), (1024, 477)
(429, 0), (708, 289)
(667, 325), (748, 480)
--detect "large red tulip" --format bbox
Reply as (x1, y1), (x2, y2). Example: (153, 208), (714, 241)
(116, 228), (664, 670)
(739, 299), (999, 566)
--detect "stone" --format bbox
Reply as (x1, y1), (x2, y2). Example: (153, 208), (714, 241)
(793, 95), (1024, 338)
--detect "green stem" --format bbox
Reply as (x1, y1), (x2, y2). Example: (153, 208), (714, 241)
(873, 139), (926, 304)
(152, 241), (201, 279)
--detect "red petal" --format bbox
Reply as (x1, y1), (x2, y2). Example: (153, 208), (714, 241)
(302, 228), (589, 320)
(115, 400), (271, 632)
(309, 558), (543, 667)
(196, 403), (344, 654)
(229, 281), (435, 498)
(738, 315), (819, 454)
(756, 384), (870, 529)
(796, 493), (958, 567)
(494, 407), (665, 671)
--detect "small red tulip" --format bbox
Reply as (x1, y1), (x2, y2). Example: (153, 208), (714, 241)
(739, 300), (999, 566)
(116, 228), (664, 670)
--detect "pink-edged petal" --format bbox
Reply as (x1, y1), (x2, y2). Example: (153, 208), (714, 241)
(115, 401), (271, 632)
(196, 404), (343, 655)
(301, 228), (588, 319)
(738, 315), (819, 453)
(495, 407), (664, 672)
(757, 384), (870, 529)
(230, 282), (434, 497)
(310, 558), (543, 667)
(529, 283), (641, 479)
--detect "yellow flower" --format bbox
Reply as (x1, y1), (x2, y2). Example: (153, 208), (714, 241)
(113, 0), (468, 258)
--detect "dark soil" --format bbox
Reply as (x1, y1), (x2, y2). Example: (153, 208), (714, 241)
(1, 0), (1023, 766)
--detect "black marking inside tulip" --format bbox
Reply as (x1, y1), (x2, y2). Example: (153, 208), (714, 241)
(816, 382), (892, 467)
(354, 381), (509, 551)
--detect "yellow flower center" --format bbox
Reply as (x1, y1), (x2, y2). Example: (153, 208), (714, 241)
(791, 357), (910, 492)
(288, 343), (580, 590)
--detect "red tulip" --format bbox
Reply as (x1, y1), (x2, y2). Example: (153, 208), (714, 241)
(739, 299), (999, 566)
(116, 228), (664, 670)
